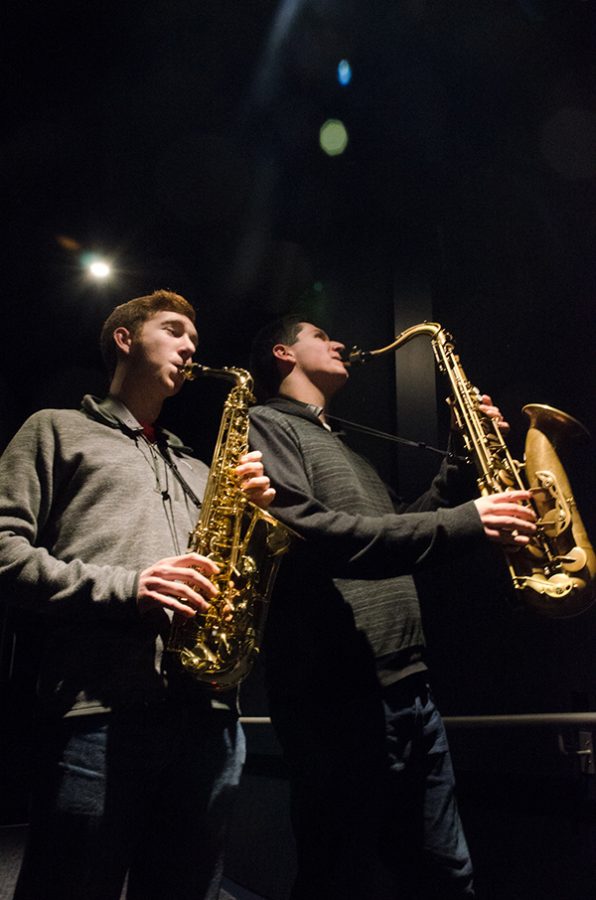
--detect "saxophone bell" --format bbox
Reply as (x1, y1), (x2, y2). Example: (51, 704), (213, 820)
(353, 322), (595, 617)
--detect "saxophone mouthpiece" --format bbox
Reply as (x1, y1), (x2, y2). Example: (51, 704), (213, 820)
(179, 363), (203, 381)
(345, 346), (372, 366)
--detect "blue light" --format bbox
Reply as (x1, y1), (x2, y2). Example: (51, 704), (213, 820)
(337, 59), (352, 87)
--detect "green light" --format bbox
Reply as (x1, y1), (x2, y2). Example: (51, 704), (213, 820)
(319, 119), (349, 157)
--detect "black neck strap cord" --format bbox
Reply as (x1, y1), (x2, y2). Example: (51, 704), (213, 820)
(159, 443), (203, 508)
(325, 415), (468, 463)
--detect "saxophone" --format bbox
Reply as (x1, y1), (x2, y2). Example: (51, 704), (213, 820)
(348, 322), (596, 617)
(167, 363), (293, 690)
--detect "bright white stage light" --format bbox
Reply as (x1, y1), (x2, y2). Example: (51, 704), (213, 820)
(88, 260), (111, 279)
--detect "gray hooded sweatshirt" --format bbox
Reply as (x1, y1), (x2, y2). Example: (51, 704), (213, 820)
(0, 395), (210, 715)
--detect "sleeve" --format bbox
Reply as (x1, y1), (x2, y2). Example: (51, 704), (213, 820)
(249, 407), (485, 580)
(0, 415), (139, 614)
(395, 432), (479, 514)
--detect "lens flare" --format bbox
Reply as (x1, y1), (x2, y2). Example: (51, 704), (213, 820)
(319, 119), (349, 157)
(337, 59), (352, 86)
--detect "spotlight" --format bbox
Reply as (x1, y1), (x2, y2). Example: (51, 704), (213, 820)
(80, 251), (112, 281)
(88, 260), (111, 279)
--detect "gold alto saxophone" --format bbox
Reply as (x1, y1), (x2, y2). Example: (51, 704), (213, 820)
(349, 322), (596, 617)
(167, 363), (293, 690)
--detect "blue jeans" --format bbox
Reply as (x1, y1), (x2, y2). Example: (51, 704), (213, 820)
(270, 673), (474, 900)
(379, 676), (474, 899)
(14, 701), (246, 900)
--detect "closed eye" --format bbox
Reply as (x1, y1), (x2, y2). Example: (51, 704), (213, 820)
(162, 321), (198, 348)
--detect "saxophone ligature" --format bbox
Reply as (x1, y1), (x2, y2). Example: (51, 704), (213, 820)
(347, 323), (595, 617)
(167, 362), (293, 690)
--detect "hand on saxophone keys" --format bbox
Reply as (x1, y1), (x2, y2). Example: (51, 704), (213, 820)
(477, 394), (510, 434)
(137, 552), (220, 617)
(234, 450), (276, 509)
(474, 491), (537, 548)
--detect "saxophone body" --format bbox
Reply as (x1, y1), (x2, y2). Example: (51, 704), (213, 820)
(167, 363), (292, 690)
(349, 323), (595, 617)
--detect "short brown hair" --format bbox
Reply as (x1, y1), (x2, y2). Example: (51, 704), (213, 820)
(100, 289), (196, 376)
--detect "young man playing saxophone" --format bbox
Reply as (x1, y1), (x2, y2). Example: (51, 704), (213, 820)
(248, 316), (537, 900)
(0, 290), (274, 900)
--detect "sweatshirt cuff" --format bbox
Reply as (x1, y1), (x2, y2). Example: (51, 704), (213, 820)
(439, 499), (484, 546)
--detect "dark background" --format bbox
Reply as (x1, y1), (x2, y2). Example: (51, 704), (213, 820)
(4, 0), (595, 710)
(2, 1), (596, 895)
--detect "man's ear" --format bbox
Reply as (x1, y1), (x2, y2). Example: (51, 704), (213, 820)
(113, 326), (133, 356)
(272, 343), (294, 362)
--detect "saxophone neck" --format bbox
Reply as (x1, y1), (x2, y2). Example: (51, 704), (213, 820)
(346, 321), (446, 366)
(180, 362), (254, 392)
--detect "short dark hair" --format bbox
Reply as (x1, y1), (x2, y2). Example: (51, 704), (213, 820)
(100, 289), (196, 376)
(249, 314), (304, 401)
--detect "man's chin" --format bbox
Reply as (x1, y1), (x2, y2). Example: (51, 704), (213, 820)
(164, 374), (185, 397)
(323, 370), (348, 398)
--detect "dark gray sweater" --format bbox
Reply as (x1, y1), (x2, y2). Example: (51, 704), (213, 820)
(249, 397), (484, 696)
(0, 395), (210, 715)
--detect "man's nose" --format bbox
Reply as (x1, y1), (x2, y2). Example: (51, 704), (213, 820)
(332, 340), (345, 352)
(180, 336), (195, 358)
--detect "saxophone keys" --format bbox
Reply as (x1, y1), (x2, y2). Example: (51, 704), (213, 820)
(555, 546), (588, 573)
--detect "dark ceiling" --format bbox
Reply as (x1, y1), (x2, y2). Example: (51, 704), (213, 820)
(3, 0), (595, 445)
